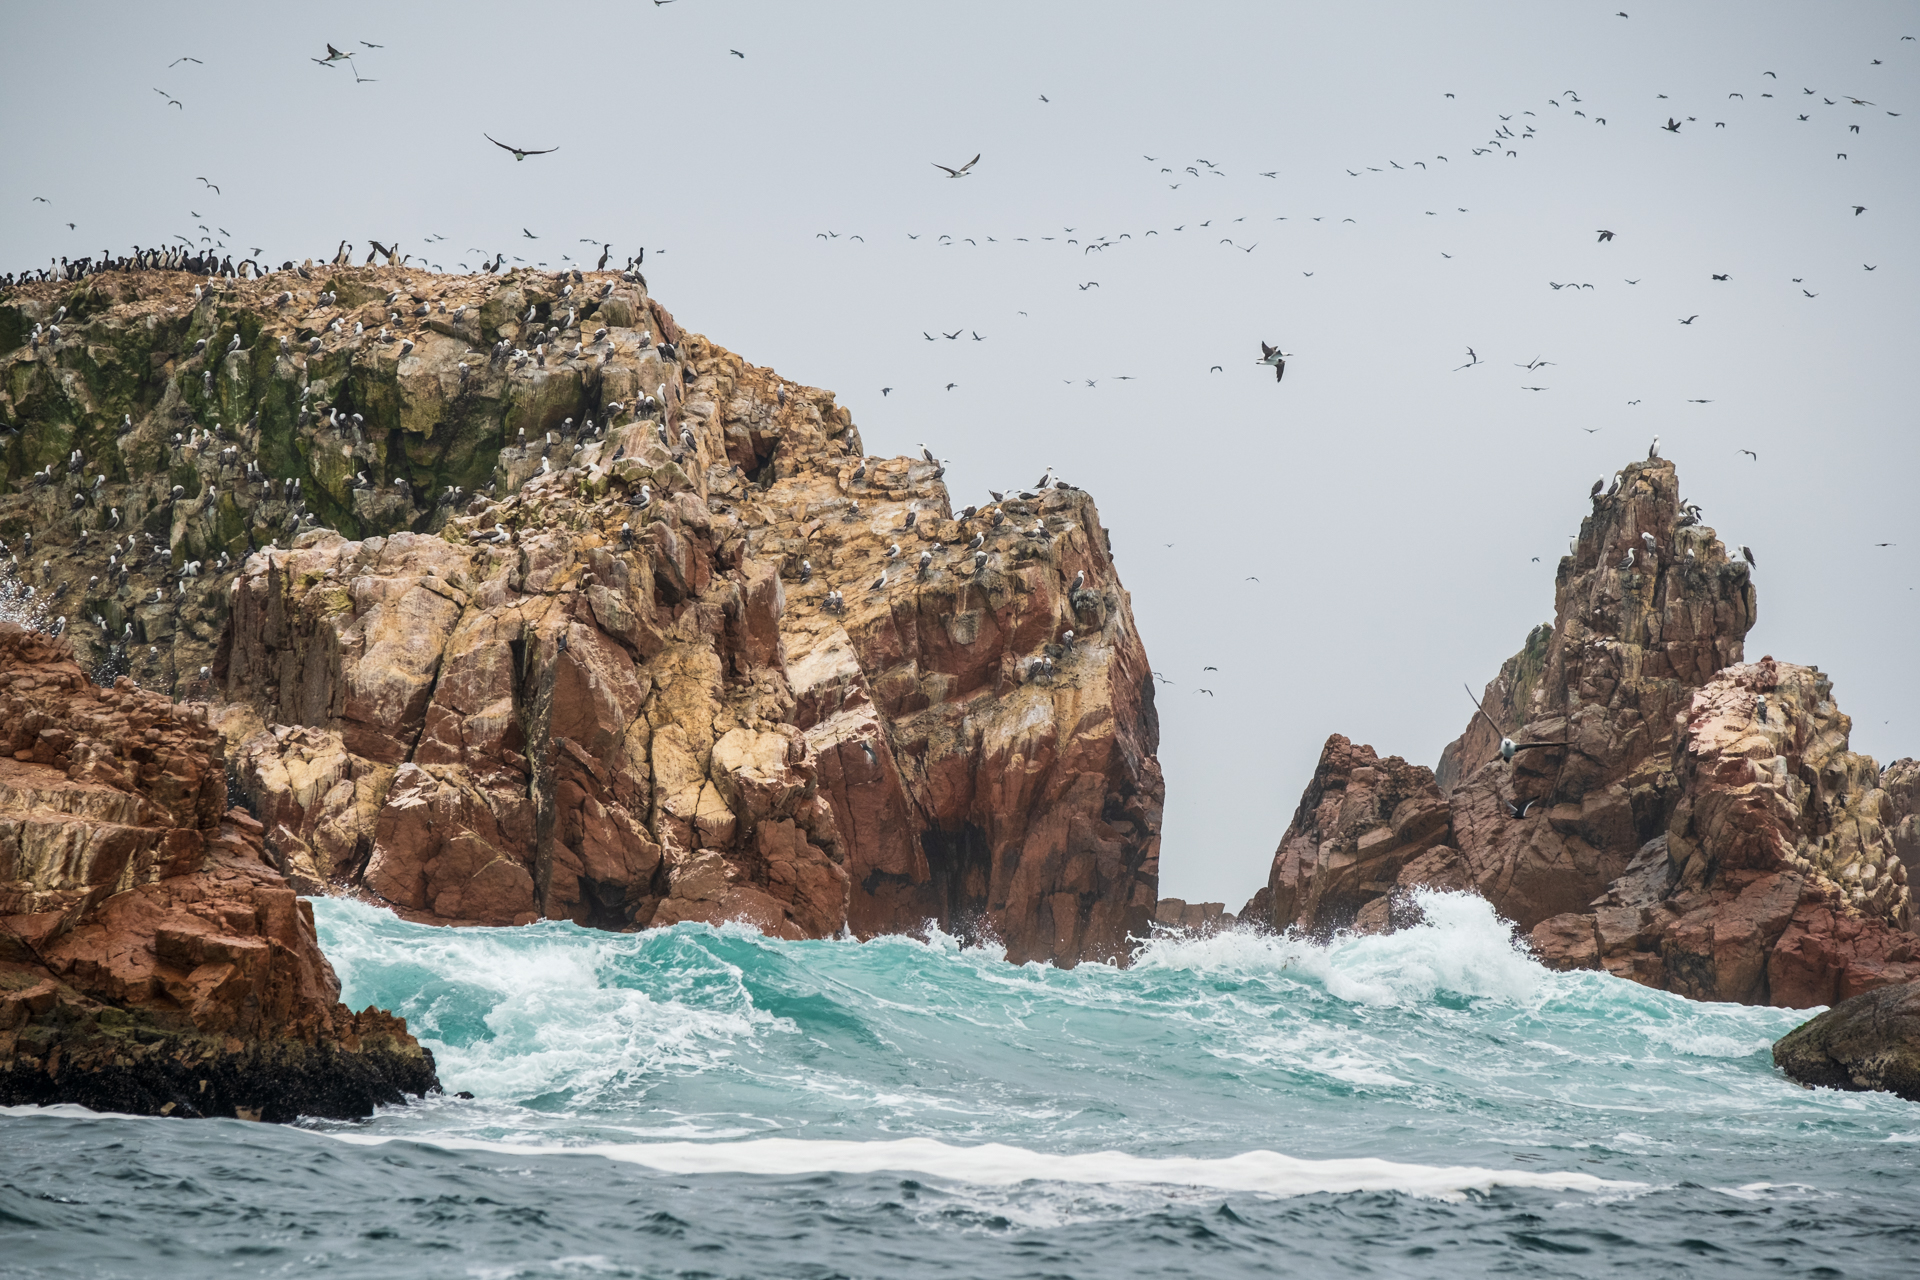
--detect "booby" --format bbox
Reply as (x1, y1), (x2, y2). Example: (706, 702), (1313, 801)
(1755, 695), (1768, 724)
(884, 543), (901, 560)
(1740, 545), (1757, 568)
(1590, 477), (1604, 499)
(868, 569), (887, 591)
(1647, 435), (1660, 459)
(917, 549), (933, 574)
(1462, 684), (1570, 763)
(1617, 547), (1635, 569)
(1640, 532), (1656, 556)
(1071, 570), (1085, 591)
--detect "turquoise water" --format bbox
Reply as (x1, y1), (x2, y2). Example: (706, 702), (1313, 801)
(4, 891), (1916, 1277)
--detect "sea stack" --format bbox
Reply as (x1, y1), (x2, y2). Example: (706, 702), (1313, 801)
(1243, 458), (1920, 1007)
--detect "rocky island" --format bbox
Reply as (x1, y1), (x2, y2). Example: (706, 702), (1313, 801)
(1242, 457), (1920, 1009)
(2, 259), (1166, 1111)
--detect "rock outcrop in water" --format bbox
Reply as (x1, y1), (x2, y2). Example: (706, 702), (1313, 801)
(1773, 979), (1920, 1102)
(1244, 458), (1919, 1006)
(2, 268), (1161, 966)
(0, 622), (437, 1119)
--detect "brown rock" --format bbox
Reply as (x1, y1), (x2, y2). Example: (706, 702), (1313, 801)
(0, 622), (437, 1120)
(1773, 979), (1920, 1101)
(1256, 735), (1454, 935)
(1254, 458), (1919, 1007)
(132, 272), (1170, 966)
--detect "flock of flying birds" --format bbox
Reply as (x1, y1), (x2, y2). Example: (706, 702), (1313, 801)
(11, 23), (1910, 699)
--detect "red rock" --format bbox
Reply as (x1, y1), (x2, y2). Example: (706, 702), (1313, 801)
(0, 622), (437, 1120)
(202, 297), (1161, 966)
(1254, 459), (1919, 1007)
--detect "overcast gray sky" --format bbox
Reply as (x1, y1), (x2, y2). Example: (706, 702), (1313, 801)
(6, 1), (1915, 907)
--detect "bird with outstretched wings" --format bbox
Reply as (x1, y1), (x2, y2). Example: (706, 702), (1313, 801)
(1462, 683), (1568, 762)
(933, 154), (981, 178)
(486, 134), (558, 161)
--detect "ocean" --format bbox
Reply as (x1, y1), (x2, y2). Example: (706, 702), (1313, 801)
(3, 891), (1915, 1278)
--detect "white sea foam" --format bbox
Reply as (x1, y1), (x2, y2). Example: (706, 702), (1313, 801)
(315, 1132), (1644, 1202)
(1133, 889), (1547, 1006)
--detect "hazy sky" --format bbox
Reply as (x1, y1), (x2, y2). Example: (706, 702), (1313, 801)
(6, 2), (1915, 906)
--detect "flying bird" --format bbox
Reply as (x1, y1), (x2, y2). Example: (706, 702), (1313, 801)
(1462, 685), (1569, 763)
(1596, 229), (1615, 241)
(729, 49), (745, 58)
(1258, 342), (1288, 382)
(1853, 205), (1866, 215)
(486, 134), (558, 161)
(313, 43), (353, 65)
(1678, 315), (1698, 324)
(1662, 118), (1682, 132)
(933, 154), (981, 178)
(196, 177), (219, 193)
(169, 56), (202, 66)
(1739, 450), (1757, 460)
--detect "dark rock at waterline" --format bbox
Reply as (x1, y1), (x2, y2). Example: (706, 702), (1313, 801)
(0, 621), (438, 1121)
(1772, 980), (1920, 1102)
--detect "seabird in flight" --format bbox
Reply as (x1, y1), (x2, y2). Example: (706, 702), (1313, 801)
(1462, 684), (1571, 763)
(1258, 342), (1288, 382)
(486, 134), (559, 161)
(933, 154), (981, 178)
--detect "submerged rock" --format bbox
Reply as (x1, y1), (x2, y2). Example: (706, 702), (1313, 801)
(0, 621), (437, 1120)
(1773, 980), (1920, 1101)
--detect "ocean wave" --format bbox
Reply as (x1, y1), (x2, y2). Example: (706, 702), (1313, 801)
(315, 1132), (1646, 1201)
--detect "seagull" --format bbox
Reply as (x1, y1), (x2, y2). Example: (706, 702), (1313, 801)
(1463, 684), (1570, 763)
(486, 134), (558, 161)
(1257, 342), (1288, 382)
(933, 154), (981, 178)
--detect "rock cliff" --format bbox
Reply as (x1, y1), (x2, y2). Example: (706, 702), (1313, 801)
(1246, 458), (1918, 1006)
(0, 621), (437, 1119)
(3, 267), (1161, 966)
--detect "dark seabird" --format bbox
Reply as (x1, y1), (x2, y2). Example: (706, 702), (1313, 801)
(1740, 545), (1757, 568)
(486, 135), (558, 161)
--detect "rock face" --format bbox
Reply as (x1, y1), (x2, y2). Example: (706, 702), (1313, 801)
(1531, 659), (1919, 1006)
(1247, 458), (1919, 1006)
(1773, 980), (1920, 1102)
(0, 268), (1160, 966)
(0, 622), (437, 1119)
(1255, 735), (1453, 935)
